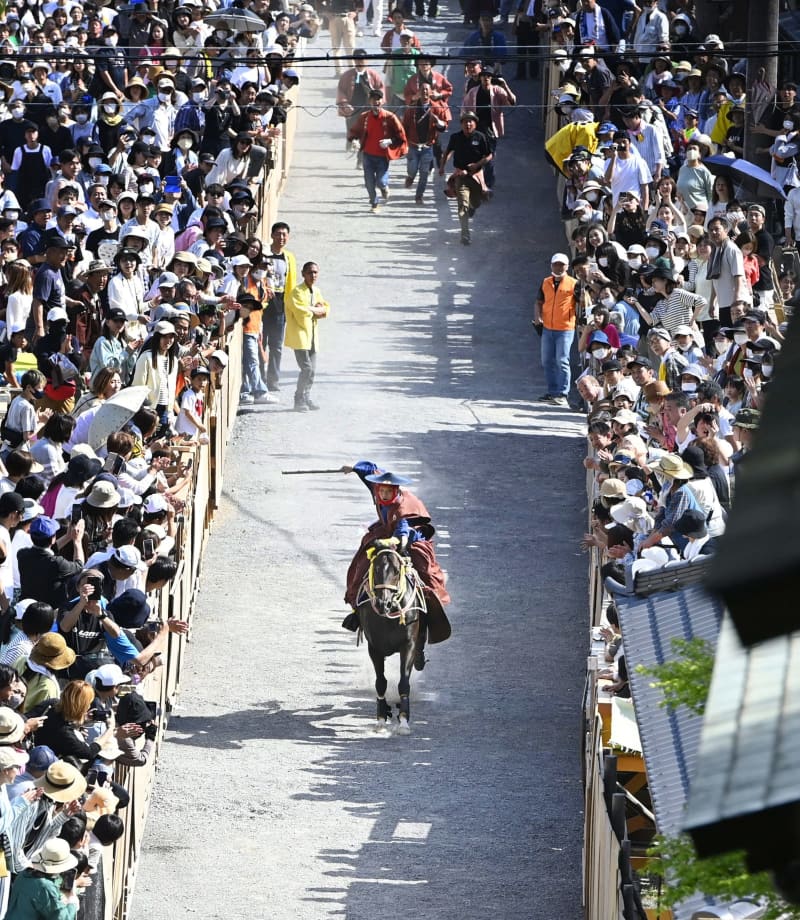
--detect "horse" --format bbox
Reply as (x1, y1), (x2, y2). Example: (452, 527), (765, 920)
(354, 537), (427, 734)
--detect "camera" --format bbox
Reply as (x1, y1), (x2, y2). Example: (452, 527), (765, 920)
(610, 143), (618, 151)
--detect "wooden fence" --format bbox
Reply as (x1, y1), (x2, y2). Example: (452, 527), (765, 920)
(104, 83), (301, 920)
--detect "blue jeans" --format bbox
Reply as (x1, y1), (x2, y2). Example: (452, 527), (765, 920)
(540, 328), (575, 397)
(241, 333), (267, 397)
(362, 152), (390, 205)
(406, 145), (434, 196)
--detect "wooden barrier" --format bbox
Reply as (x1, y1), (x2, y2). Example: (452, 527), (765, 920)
(103, 72), (300, 920)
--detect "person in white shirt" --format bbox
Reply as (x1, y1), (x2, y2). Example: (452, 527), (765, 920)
(630, 0), (669, 63)
(604, 132), (652, 209)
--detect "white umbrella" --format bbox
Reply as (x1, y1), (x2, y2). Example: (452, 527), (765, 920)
(88, 386), (150, 451)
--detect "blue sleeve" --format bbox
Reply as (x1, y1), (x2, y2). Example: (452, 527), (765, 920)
(105, 631), (140, 665)
(352, 460), (381, 489)
(393, 519), (410, 538)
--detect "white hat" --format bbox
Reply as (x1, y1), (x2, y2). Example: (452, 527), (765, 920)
(571, 108), (595, 124)
(551, 253), (570, 264)
(682, 363), (707, 381)
(572, 198), (591, 211)
(144, 494), (169, 515)
(85, 663), (131, 688)
(14, 598), (36, 620)
(0, 746), (28, 770)
(30, 838), (78, 876)
(46, 306), (69, 324)
(21, 499), (44, 523)
(612, 409), (639, 426)
(112, 545), (142, 569)
(230, 254), (252, 267)
(154, 320), (176, 336)
(210, 349), (228, 368)
(704, 33), (724, 48)
(673, 324), (694, 337)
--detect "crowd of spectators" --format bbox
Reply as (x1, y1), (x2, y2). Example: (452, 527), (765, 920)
(0, 0), (319, 913)
(535, 2), (794, 700)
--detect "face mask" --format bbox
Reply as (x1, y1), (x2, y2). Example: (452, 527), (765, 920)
(600, 295), (615, 308)
(158, 92), (171, 104)
(139, 184), (154, 197)
(714, 340), (728, 355)
(233, 206), (247, 217)
(142, 134), (156, 145)
(102, 211), (115, 222)
(598, 257), (608, 268)
(672, 256), (685, 274)
(686, 150), (699, 163)
(593, 348), (609, 360)
(253, 270), (266, 280)
(89, 157), (102, 169)
(11, 107), (24, 119)
(629, 257), (642, 270)
(192, 92), (206, 104)
(215, 29), (228, 39)
(734, 332), (748, 346)
(743, 367), (755, 380)
(551, 269), (565, 278)
(681, 382), (697, 393)
(105, 35), (118, 46)
(103, 104), (116, 114)
(32, 388), (45, 399)
(728, 211), (744, 224)
(177, 138), (193, 151)
(783, 120), (794, 130)
(645, 246), (660, 259)
(76, 113), (89, 124)
(761, 364), (773, 378)
(5, 691), (24, 710)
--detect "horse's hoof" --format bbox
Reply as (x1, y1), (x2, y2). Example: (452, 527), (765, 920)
(373, 720), (392, 735)
(413, 652), (426, 671)
(395, 719), (411, 736)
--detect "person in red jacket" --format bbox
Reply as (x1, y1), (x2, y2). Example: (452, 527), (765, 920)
(401, 83), (448, 203)
(348, 90), (408, 212)
(534, 253), (579, 406)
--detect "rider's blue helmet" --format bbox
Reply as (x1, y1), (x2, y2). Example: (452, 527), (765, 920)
(365, 472), (412, 486)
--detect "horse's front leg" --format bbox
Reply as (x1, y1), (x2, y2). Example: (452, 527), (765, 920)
(368, 644), (391, 725)
(396, 624), (417, 735)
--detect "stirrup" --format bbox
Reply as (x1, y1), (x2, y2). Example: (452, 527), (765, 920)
(341, 612), (360, 632)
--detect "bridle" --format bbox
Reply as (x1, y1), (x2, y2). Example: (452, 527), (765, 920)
(365, 540), (424, 624)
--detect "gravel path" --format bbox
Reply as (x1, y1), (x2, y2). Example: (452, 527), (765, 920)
(131, 19), (589, 919)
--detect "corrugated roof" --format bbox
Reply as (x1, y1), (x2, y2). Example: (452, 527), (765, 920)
(685, 614), (800, 872)
(616, 584), (726, 920)
(617, 583), (724, 837)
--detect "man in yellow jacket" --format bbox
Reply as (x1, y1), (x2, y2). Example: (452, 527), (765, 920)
(285, 262), (330, 412)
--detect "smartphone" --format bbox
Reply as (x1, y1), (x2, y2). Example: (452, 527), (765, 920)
(103, 453), (125, 476)
(86, 575), (103, 600)
(71, 503), (83, 524)
(194, 327), (204, 345)
(142, 537), (157, 558)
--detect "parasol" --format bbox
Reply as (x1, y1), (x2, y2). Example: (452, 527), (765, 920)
(88, 386), (150, 451)
(203, 8), (267, 32)
(703, 155), (786, 201)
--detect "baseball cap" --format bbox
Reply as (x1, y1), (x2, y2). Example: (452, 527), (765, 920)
(112, 545), (142, 569)
(551, 252), (569, 264)
(30, 516), (59, 538)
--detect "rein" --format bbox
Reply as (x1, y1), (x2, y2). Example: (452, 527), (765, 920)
(364, 544), (424, 624)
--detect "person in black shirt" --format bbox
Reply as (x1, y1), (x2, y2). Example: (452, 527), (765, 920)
(90, 26), (129, 102)
(18, 516), (85, 610)
(439, 111), (493, 246)
(0, 328), (29, 387)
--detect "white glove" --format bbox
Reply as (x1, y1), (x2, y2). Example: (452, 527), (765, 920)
(379, 138), (392, 149)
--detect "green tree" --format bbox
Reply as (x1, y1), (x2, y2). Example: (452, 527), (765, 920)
(636, 636), (714, 716)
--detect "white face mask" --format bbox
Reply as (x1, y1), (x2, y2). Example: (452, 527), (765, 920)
(593, 347), (609, 360)
(686, 149), (699, 163)
(629, 257), (642, 270)
(139, 184), (154, 197)
(253, 269), (266, 280)
(714, 340), (728, 355)
(105, 35), (118, 46)
(215, 29), (228, 39)
(96, 175), (109, 186)
(681, 381), (697, 393)
(233, 206), (247, 217)
(101, 211), (115, 222)
(598, 257), (608, 267)
(76, 113), (89, 124)
(177, 138), (193, 151)
(783, 120), (794, 130)
(734, 332), (748, 346)
(761, 364), (773, 378)
(743, 367), (755, 380)
(102, 104), (116, 114)
(89, 157), (102, 169)
(10, 107), (24, 119)
(192, 92), (206, 104)
(600, 295), (615, 308)
(645, 246), (660, 259)
(158, 91), (171, 104)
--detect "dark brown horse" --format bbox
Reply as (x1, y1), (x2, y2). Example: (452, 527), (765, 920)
(355, 538), (427, 734)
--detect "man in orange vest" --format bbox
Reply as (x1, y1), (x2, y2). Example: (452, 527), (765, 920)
(533, 252), (578, 407)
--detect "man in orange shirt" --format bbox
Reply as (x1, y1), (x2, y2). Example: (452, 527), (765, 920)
(533, 253), (578, 407)
(348, 89), (407, 212)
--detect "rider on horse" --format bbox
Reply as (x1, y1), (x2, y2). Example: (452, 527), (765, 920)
(342, 461), (451, 655)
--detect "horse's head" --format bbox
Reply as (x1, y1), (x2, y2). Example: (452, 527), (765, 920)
(367, 539), (407, 617)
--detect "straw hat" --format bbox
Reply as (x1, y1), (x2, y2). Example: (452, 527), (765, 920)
(657, 454), (694, 480)
(34, 761), (88, 803)
(30, 838), (78, 875)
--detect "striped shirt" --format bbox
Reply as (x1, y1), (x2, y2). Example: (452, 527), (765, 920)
(650, 288), (707, 333)
(628, 122), (666, 176)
